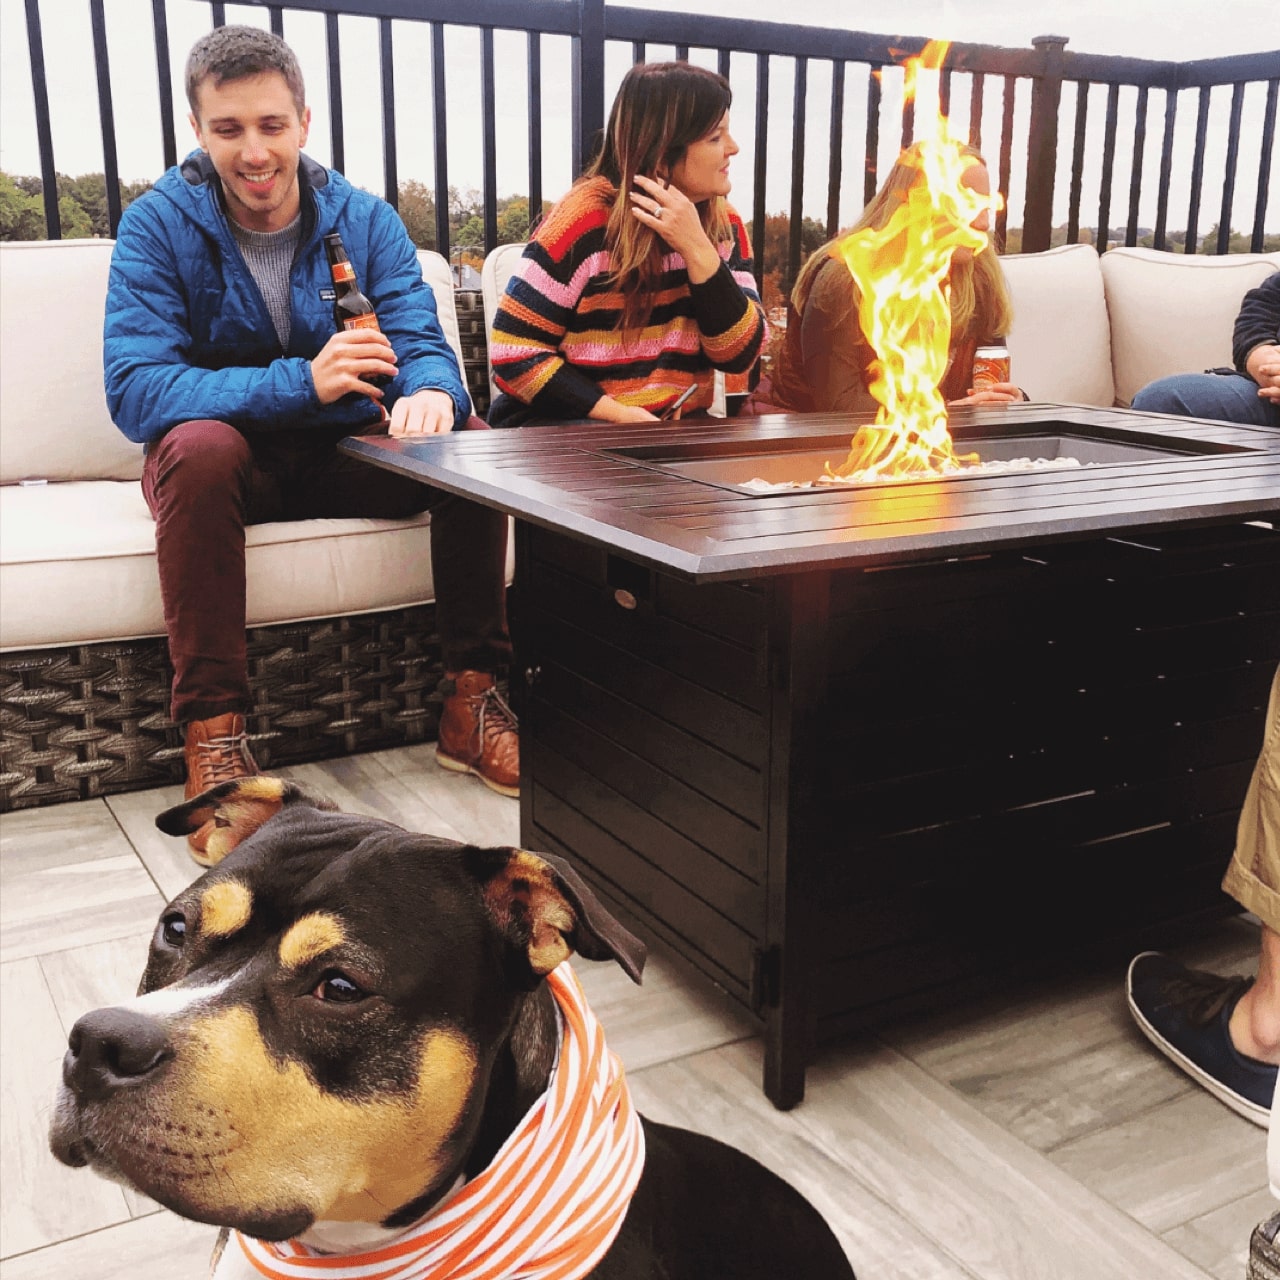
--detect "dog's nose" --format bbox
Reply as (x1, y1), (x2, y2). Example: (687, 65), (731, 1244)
(63, 1007), (170, 1101)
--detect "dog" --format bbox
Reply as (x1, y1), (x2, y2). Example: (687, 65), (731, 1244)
(50, 777), (855, 1279)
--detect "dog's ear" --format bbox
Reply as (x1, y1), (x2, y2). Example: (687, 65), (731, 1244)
(155, 777), (337, 867)
(464, 846), (646, 987)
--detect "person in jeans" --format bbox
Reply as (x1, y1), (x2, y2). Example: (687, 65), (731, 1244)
(1131, 270), (1280, 427)
(105, 25), (517, 861)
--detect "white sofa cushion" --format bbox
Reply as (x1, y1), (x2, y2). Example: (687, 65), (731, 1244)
(481, 242), (528, 404)
(0, 240), (143, 483)
(0, 480), (440, 650)
(1101, 246), (1280, 406)
(1001, 243), (1115, 407)
(418, 249), (469, 392)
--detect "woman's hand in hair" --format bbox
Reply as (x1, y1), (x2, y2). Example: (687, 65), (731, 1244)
(950, 382), (1027, 406)
(630, 174), (721, 284)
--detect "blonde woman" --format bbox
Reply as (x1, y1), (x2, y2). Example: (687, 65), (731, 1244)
(769, 143), (1022, 414)
(487, 61), (766, 427)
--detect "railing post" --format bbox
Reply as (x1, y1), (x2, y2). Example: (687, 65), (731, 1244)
(572, 0), (606, 176)
(23, 0), (60, 240)
(1021, 35), (1067, 254)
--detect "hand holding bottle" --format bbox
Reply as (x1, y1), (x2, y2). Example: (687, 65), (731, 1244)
(321, 231), (393, 394)
(310, 329), (398, 404)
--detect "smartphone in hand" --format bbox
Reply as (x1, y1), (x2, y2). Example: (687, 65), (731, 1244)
(660, 384), (698, 420)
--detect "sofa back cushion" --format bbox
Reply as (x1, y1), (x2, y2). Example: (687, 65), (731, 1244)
(1101, 246), (1280, 406)
(0, 242), (468, 486)
(481, 242), (528, 405)
(0, 239), (144, 483)
(1000, 243), (1115, 407)
(417, 249), (468, 394)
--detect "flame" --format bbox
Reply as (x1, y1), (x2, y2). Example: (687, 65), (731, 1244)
(829, 40), (1001, 481)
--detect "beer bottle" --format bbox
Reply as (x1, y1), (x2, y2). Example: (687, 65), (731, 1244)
(323, 232), (389, 387)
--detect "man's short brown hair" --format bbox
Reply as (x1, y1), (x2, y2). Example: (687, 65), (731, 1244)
(186, 25), (306, 120)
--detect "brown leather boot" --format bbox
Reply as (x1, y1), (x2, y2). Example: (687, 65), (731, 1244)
(183, 713), (260, 865)
(436, 671), (519, 798)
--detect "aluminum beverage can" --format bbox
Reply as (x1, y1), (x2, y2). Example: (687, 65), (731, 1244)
(972, 344), (1011, 389)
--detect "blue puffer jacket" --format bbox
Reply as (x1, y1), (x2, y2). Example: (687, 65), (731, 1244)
(104, 152), (469, 444)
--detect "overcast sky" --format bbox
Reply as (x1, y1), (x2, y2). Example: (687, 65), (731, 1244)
(2, 0), (1276, 233)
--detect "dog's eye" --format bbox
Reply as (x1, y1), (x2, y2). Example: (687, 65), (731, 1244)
(160, 914), (187, 948)
(313, 971), (365, 1003)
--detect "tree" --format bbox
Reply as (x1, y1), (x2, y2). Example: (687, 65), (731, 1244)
(0, 170), (149, 240)
(453, 214), (485, 252)
(0, 172), (46, 240)
(496, 196), (530, 245)
(1198, 223), (1280, 254)
(744, 212), (828, 298)
(57, 194), (93, 238)
(59, 173), (110, 237)
(759, 267), (785, 315)
(397, 179), (437, 249)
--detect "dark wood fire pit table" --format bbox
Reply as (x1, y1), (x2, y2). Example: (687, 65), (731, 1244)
(344, 404), (1280, 1108)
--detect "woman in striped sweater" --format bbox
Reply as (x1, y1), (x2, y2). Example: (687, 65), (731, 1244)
(487, 61), (767, 427)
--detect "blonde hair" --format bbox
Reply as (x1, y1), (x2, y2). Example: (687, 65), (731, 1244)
(581, 62), (733, 332)
(791, 141), (1013, 342)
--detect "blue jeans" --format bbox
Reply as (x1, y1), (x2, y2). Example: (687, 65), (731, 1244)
(1131, 371), (1280, 428)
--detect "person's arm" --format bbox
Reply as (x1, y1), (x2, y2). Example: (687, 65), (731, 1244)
(689, 212), (768, 374)
(1233, 272), (1280, 401)
(628, 188), (766, 376)
(104, 200), (324, 445)
(799, 257), (879, 416)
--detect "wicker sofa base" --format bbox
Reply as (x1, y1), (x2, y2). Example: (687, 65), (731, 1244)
(0, 604), (444, 812)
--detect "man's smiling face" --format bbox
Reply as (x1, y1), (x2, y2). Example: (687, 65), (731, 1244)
(191, 70), (311, 233)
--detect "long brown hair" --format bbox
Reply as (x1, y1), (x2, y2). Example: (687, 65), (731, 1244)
(791, 141), (1013, 342)
(581, 62), (734, 332)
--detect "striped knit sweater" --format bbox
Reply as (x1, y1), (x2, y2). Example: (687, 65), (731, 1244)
(489, 177), (766, 420)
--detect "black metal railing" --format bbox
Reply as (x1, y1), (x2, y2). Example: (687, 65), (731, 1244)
(10, 0), (1279, 286)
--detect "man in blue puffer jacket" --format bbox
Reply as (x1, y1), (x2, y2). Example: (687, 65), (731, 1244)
(106, 25), (518, 861)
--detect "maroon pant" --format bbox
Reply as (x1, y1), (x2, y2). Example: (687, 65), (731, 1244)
(142, 420), (510, 725)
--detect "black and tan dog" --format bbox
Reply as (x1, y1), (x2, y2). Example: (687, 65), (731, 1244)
(50, 778), (854, 1279)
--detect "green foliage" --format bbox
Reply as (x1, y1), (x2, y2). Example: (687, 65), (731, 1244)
(1196, 223), (1280, 254)
(454, 214), (485, 250)
(497, 196), (531, 245)
(57, 194), (93, 238)
(393, 184), (547, 260)
(0, 172), (46, 240)
(0, 170), (150, 240)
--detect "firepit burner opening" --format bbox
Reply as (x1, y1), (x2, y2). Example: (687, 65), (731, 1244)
(603, 420), (1250, 495)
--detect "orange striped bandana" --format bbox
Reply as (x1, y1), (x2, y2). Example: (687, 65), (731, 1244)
(234, 964), (645, 1280)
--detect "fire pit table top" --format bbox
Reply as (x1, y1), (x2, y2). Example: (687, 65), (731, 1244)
(342, 404), (1280, 582)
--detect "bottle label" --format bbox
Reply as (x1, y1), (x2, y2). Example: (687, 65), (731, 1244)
(331, 261), (356, 284)
(972, 346), (1011, 388)
(342, 313), (381, 331)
